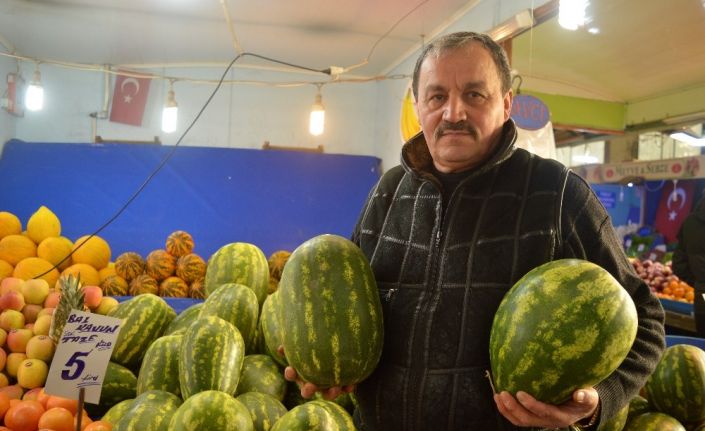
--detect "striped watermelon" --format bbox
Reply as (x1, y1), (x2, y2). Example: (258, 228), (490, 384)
(102, 398), (134, 426)
(204, 242), (269, 306)
(114, 389), (182, 431)
(236, 392), (288, 431)
(235, 354), (287, 401)
(271, 399), (355, 431)
(168, 390), (254, 431)
(624, 412), (685, 431)
(597, 402), (628, 431)
(278, 234), (383, 387)
(100, 361), (137, 409)
(627, 395), (652, 424)
(260, 291), (287, 367)
(165, 303), (203, 336)
(645, 344), (705, 424)
(179, 315), (245, 398)
(145, 249), (177, 282)
(109, 294), (176, 368)
(137, 334), (183, 397)
(200, 283), (259, 352)
(489, 259), (638, 404)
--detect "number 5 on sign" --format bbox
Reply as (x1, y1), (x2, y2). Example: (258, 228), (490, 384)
(45, 309), (122, 404)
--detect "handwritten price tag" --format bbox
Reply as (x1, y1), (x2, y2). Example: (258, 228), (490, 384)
(45, 309), (122, 404)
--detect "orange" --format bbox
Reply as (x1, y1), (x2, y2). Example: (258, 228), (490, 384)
(36, 387), (51, 407)
(0, 392), (10, 419)
(45, 394), (79, 415)
(3, 399), (45, 431)
(39, 406), (75, 431)
(85, 420), (113, 431)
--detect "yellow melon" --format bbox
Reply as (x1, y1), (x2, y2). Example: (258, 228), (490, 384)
(0, 212), (22, 240)
(13, 257), (60, 287)
(37, 236), (74, 271)
(26, 206), (61, 244)
(0, 259), (13, 279)
(71, 235), (111, 270)
(98, 264), (117, 283)
(0, 234), (37, 265)
(61, 263), (101, 287)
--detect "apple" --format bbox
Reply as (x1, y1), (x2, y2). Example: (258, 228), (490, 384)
(32, 315), (52, 336)
(0, 383), (24, 399)
(94, 297), (119, 315)
(0, 290), (25, 311)
(25, 335), (55, 362)
(0, 327), (7, 346)
(43, 291), (60, 309)
(0, 347), (6, 370)
(22, 304), (42, 324)
(0, 309), (26, 331)
(16, 358), (48, 389)
(21, 386), (42, 401)
(82, 285), (103, 309)
(21, 279), (50, 305)
(5, 352), (27, 377)
(0, 277), (23, 295)
(7, 328), (34, 353)
(0, 372), (8, 388)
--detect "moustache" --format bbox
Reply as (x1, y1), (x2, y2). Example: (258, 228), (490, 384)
(434, 121), (478, 141)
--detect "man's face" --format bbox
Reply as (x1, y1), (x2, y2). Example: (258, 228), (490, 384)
(415, 42), (513, 173)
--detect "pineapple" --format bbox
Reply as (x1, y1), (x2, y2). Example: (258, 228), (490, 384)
(49, 274), (85, 343)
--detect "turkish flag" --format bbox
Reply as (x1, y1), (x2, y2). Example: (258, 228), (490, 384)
(654, 180), (696, 243)
(109, 71), (151, 126)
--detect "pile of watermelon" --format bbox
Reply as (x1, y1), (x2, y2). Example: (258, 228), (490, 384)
(94, 234), (384, 430)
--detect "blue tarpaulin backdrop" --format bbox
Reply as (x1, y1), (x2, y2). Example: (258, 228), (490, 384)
(0, 139), (381, 260)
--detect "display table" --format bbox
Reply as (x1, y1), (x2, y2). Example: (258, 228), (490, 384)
(661, 298), (696, 333)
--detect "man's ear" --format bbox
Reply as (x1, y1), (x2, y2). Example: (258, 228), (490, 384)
(503, 89), (514, 122)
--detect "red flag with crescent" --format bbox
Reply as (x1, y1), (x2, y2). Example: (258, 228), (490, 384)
(653, 180), (695, 243)
(109, 71), (151, 126)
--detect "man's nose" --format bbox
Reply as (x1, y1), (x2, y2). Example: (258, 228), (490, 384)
(442, 95), (467, 123)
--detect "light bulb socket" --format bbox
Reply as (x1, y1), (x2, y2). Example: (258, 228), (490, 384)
(166, 89), (178, 108)
(31, 70), (42, 86)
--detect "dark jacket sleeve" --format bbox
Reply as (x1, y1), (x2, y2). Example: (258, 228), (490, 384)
(560, 172), (666, 424)
(672, 227), (695, 285)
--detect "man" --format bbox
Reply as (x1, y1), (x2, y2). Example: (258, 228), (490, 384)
(287, 31), (665, 430)
(673, 195), (705, 337)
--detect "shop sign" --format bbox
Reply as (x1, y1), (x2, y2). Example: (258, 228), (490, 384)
(597, 190), (616, 208)
(45, 310), (122, 404)
(575, 155), (705, 184)
(511, 94), (550, 130)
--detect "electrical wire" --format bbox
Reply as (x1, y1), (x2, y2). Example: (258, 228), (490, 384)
(33, 51), (330, 279)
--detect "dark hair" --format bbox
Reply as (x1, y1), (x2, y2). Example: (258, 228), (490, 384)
(411, 31), (512, 100)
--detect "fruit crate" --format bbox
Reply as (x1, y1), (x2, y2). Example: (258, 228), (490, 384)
(114, 296), (203, 314)
(659, 298), (693, 315)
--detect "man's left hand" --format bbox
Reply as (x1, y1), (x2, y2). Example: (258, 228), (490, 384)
(494, 387), (599, 428)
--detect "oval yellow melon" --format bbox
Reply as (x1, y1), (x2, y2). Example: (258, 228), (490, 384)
(0, 234), (37, 265)
(0, 259), (13, 279)
(26, 206), (61, 244)
(61, 263), (101, 286)
(13, 257), (60, 287)
(71, 235), (111, 270)
(0, 212), (22, 240)
(37, 236), (74, 271)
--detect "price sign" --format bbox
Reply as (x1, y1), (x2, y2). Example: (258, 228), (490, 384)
(45, 309), (122, 404)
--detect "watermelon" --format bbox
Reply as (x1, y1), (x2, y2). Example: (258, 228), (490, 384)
(236, 392), (288, 431)
(204, 242), (269, 305)
(200, 282), (259, 352)
(627, 395), (652, 423)
(260, 290), (287, 367)
(278, 234), (383, 387)
(102, 398), (134, 426)
(597, 402), (628, 431)
(100, 361), (137, 409)
(109, 293), (176, 368)
(624, 412), (685, 431)
(179, 315), (245, 398)
(489, 259), (638, 404)
(137, 334), (183, 397)
(164, 302), (204, 336)
(645, 344), (705, 424)
(271, 399), (355, 431)
(114, 390), (182, 431)
(168, 390), (253, 431)
(235, 354), (287, 401)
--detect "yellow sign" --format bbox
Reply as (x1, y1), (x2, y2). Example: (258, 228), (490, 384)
(400, 86), (421, 142)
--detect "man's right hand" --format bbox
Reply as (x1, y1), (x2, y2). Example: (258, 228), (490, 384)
(279, 346), (355, 400)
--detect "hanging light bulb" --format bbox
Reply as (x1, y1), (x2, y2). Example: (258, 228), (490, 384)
(161, 80), (178, 133)
(558, 0), (588, 31)
(25, 64), (44, 112)
(309, 86), (325, 136)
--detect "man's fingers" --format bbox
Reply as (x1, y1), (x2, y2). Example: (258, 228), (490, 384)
(284, 366), (298, 382)
(323, 386), (342, 400)
(301, 382), (318, 399)
(277, 345), (285, 356)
